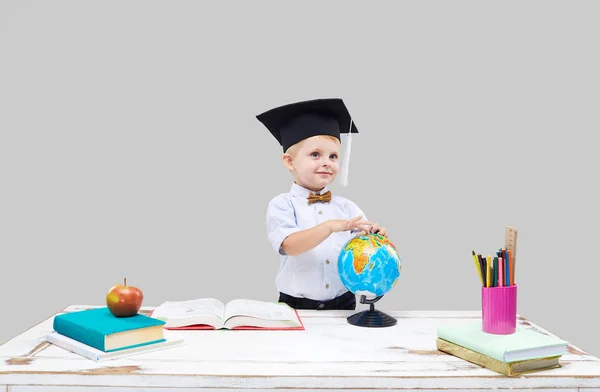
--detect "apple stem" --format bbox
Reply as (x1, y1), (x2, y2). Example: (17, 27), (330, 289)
(124, 278), (126, 286)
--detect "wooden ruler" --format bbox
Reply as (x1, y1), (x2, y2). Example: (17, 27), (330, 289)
(504, 226), (518, 260)
(505, 226), (518, 282)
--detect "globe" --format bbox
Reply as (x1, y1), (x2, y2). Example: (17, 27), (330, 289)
(337, 233), (402, 327)
(338, 233), (402, 298)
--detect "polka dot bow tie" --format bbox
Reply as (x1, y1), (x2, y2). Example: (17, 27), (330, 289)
(307, 190), (332, 205)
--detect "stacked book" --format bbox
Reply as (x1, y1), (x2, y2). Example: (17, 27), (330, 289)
(437, 321), (568, 376)
(46, 307), (185, 362)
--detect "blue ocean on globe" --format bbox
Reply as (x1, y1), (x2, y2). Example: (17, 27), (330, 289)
(338, 233), (402, 299)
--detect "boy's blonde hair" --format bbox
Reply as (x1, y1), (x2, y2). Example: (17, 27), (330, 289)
(284, 135), (340, 157)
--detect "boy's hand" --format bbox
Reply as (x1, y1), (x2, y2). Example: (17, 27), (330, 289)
(327, 215), (371, 234)
(371, 222), (388, 237)
(355, 222), (388, 237)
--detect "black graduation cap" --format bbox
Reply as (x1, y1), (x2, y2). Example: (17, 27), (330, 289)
(256, 98), (358, 152)
(256, 98), (359, 186)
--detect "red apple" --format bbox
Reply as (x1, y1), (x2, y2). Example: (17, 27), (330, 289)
(106, 278), (143, 317)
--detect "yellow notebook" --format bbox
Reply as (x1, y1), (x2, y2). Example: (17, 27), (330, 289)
(437, 338), (561, 377)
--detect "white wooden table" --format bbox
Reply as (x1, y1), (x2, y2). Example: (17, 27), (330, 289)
(1, 305), (599, 391)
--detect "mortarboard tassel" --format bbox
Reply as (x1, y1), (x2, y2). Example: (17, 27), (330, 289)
(339, 120), (353, 187)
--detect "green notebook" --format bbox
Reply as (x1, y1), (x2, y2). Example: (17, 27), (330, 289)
(437, 320), (568, 363)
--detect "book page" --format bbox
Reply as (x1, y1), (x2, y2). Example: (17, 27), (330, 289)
(151, 298), (225, 328)
(224, 299), (298, 322)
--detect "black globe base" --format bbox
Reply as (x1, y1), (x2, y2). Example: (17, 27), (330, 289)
(347, 309), (397, 327)
(346, 295), (397, 328)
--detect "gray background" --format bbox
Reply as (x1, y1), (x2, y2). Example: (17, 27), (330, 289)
(1, 0), (599, 356)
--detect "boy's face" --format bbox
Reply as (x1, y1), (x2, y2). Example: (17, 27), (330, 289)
(283, 135), (340, 191)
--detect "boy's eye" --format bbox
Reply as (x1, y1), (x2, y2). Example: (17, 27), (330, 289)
(311, 152), (319, 157)
(330, 154), (338, 160)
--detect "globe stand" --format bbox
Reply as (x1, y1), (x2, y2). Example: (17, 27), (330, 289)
(347, 295), (397, 327)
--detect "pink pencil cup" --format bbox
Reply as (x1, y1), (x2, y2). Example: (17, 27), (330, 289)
(481, 284), (517, 334)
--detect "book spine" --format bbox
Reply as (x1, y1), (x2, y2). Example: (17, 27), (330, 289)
(437, 338), (512, 376)
(53, 316), (106, 352)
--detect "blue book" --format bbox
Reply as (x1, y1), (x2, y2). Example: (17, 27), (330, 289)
(53, 307), (166, 352)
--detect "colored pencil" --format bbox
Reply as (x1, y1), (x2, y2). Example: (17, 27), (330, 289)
(493, 257), (498, 287)
(505, 251), (510, 285)
(498, 257), (503, 287)
(486, 255), (491, 287)
(478, 253), (485, 285)
(508, 249), (514, 285)
(472, 250), (484, 286)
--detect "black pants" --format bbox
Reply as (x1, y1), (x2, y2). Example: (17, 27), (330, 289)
(278, 291), (356, 310)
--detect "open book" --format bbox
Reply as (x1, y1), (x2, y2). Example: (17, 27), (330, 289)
(150, 298), (304, 330)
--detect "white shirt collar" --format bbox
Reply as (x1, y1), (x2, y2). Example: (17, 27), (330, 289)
(290, 182), (330, 200)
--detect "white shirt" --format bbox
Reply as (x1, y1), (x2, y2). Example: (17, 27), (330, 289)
(266, 182), (367, 301)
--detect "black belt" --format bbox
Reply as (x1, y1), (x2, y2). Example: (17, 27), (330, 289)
(278, 291), (356, 310)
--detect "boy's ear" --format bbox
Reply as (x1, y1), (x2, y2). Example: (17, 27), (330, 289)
(282, 153), (294, 171)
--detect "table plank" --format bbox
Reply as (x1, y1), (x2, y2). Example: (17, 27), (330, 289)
(0, 306), (599, 390)
(3, 389), (588, 392)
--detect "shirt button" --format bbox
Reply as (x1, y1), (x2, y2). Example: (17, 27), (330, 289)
(325, 259), (330, 264)
(325, 283), (330, 289)
(318, 210), (322, 215)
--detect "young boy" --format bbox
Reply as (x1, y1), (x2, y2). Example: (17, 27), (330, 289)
(256, 98), (388, 310)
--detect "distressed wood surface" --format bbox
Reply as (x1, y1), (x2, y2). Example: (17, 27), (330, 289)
(0, 305), (599, 391)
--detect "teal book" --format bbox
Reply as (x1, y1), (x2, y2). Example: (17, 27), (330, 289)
(53, 307), (166, 353)
(437, 320), (568, 363)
